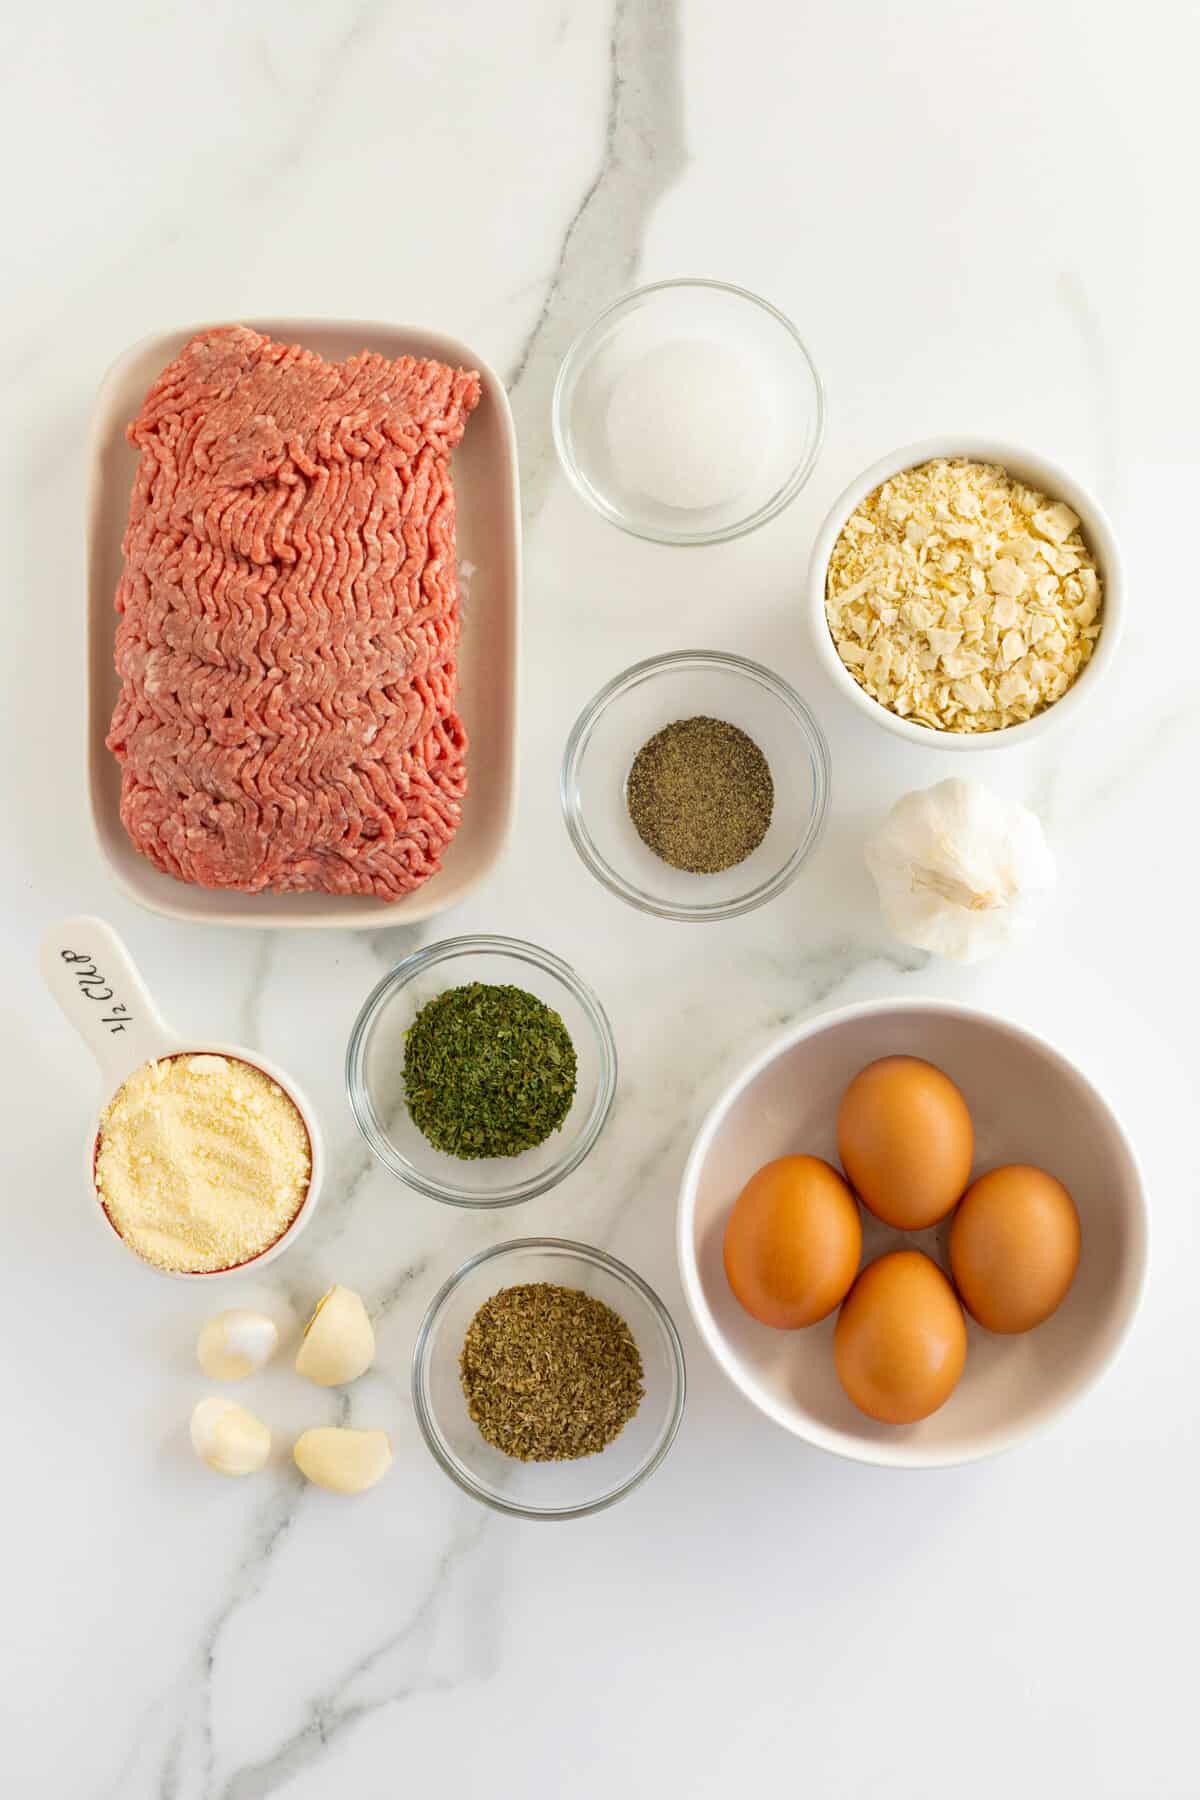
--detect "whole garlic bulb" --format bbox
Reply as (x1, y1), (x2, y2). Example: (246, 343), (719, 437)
(866, 779), (1056, 964)
(190, 1397), (271, 1476)
(196, 1309), (279, 1381)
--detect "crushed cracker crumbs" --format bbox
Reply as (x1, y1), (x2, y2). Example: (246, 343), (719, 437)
(825, 458), (1103, 732)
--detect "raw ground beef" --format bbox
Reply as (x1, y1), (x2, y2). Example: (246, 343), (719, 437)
(107, 325), (481, 899)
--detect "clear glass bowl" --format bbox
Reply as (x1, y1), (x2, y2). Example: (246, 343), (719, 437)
(552, 278), (825, 545)
(412, 1238), (687, 1518)
(346, 936), (617, 1207)
(561, 650), (832, 922)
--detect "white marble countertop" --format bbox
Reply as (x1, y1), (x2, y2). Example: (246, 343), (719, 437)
(6, 3), (1198, 1795)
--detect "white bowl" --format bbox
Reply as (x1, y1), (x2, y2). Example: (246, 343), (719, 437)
(87, 318), (519, 928)
(807, 437), (1124, 749)
(677, 999), (1147, 1468)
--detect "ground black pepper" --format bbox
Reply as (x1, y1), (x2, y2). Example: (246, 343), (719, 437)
(626, 715), (774, 873)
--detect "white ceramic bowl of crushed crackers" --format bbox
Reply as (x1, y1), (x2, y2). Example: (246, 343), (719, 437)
(806, 437), (1124, 749)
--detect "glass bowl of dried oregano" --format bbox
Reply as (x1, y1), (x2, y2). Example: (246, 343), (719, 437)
(561, 650), (831, 922)
(412, 1238), (686, 1518)
(346, 935), (617, 1207)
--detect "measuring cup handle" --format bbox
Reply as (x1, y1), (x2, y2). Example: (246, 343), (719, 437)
(40, 917), (174, 1088)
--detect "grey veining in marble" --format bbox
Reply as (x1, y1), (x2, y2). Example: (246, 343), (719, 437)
(508, 0), (687, 518)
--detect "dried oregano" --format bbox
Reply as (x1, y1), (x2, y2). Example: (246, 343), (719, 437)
(460, 1282), (645, 1461)
(403, 982), (577, 1159)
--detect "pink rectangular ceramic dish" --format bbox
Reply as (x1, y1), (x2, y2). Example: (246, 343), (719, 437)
(87, 318), (519, 928)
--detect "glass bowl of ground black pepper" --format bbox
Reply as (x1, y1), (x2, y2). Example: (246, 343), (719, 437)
(561, 650), (832, 921)
(346, 935), (618, 1207)
(412, 1238), (687, 1518)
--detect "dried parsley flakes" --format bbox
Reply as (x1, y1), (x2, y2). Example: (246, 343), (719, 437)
(626, 715), (774, 873)
(460, 1282), (645, 1461)
(403, 982), (577, 1160)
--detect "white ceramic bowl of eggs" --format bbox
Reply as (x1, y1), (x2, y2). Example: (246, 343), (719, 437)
(676, 999), (1147, 1469)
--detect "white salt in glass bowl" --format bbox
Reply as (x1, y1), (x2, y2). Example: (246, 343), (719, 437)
(807, 437), (1124, 748)
(40, 917), (324, 1279)
(346, 935), (616, 1208)
(677, 998), (1147, 1469)
(412, 1238), (686, 1519)
(553, 278), (824, 545)
(561, 650), (831, 922)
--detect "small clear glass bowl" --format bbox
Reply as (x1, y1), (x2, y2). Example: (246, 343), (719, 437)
(412, 1238), (687, 1519)
(346, 936), (617, 1208)
(561, 650), (832, 922)
(552, 278), (824, 545)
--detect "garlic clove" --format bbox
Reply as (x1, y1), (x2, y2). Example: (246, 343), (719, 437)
(190, 1397), (271, 1476)
(294, 1286), (374, 1388)
(293, 1426), (392, 1495)
(196, 1308), (280, 1381)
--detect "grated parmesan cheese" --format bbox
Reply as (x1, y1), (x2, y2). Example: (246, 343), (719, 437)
(94, 1055), (310, 1273)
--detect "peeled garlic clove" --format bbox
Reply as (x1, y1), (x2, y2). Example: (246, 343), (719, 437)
(293, 1426), (392, 1494)
(196, 1308), (279, 1381)
(190, 1397), (271, 1476)
(294, 1286), (374, 1387)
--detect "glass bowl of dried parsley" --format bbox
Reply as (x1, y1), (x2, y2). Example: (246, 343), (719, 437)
(561, 650), (831, 922)
(346, 935), (617, 1207)
(412, 1237), (686, 1518)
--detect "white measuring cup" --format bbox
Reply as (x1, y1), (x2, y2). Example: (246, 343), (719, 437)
(41, 916), (325, 1278)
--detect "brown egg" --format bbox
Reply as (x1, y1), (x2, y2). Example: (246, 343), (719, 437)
(834, 1250), (967, 1423)
(949, 1163), (1081, 1333)
(836, 1055), (974, 1230)
(723, 1155), (862, 1329)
